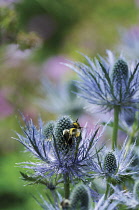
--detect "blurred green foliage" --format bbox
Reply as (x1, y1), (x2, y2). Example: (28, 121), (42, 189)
(15, 0), (139, 58)
(0, 6), (18, 44)
(1, 0), (139, 209)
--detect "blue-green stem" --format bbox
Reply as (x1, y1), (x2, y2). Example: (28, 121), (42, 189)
(112, 106), (120, 150)
(104, 179), (110, 200)
(64, 173), (70, 199)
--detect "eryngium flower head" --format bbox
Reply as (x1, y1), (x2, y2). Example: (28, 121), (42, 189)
(14, 115), (101, 181)
(64, 51), (139, 117)
(43, 120), (55, 139)
(70, 184), (90, 210)
(91, 139), (137, 181)
(103, 152), (117, 176)
(54, 115), (72, 149)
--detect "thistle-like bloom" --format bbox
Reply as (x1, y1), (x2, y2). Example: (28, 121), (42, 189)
(90, 139), (137, 181)
(14, 115), (102, 181)
(65, 51), (139, 116)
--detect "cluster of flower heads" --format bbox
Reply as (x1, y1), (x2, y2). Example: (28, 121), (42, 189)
(15, 115), (102, 182)
(14, 113), (139, 209)
(14, 50), (139, 209)
(37, 183), (132, 210)
(64, 51), (139, 125)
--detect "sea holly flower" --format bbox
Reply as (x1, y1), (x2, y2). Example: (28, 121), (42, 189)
(64, 51), (139, 117)
(64, 51), (139, 149)
(43, 120), (55, 139)
(103, 152), (117, 176)
(14, 115), (102, 182)
(54, 115), (73, 150)
(90, 139), (137, 182)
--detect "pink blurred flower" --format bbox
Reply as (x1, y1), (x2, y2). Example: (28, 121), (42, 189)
(0, 90), (14, 118)
(0, 0), (19, 7)
(79, 114), (96, 132)
(4, 44), (31, 67)
(42, 56), (70, 82)
(124, 26), (139, 46)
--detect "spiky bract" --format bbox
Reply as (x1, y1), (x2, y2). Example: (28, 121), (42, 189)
(91, 139), (137, 181)
(65, 51), (139, 121)
(14, 115), (101, 181)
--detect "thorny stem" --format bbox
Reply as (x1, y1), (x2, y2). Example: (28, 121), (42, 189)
(64, 173), (70, 199)
(112, 106), (120, 150)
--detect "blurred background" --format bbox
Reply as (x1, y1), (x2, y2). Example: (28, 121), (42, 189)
(1, 0), (139, 209)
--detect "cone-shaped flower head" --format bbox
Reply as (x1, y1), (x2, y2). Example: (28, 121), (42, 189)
(112, 59), (128, 94)
(70, 184), (90, 210)
(112, 59), (128, 82)
(43, 120), (55, 139)
(103, 152), (117, 176)
(64, 51), (139, 121)
(54, 116), (72, 139)
(54, 115), (73, 149)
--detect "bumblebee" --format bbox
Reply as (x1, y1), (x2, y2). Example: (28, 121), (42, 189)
(63, 119), (81, 146)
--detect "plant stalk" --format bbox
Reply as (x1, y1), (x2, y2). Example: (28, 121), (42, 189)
(104, 180), (110, 200)
(64, 173), (70, 199)
(112, 106), (120, 150)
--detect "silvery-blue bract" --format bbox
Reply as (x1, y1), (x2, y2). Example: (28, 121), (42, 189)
(64, 51), (139, 116)
(90, 139), (137, 180)
(14, 116), (101, 181)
